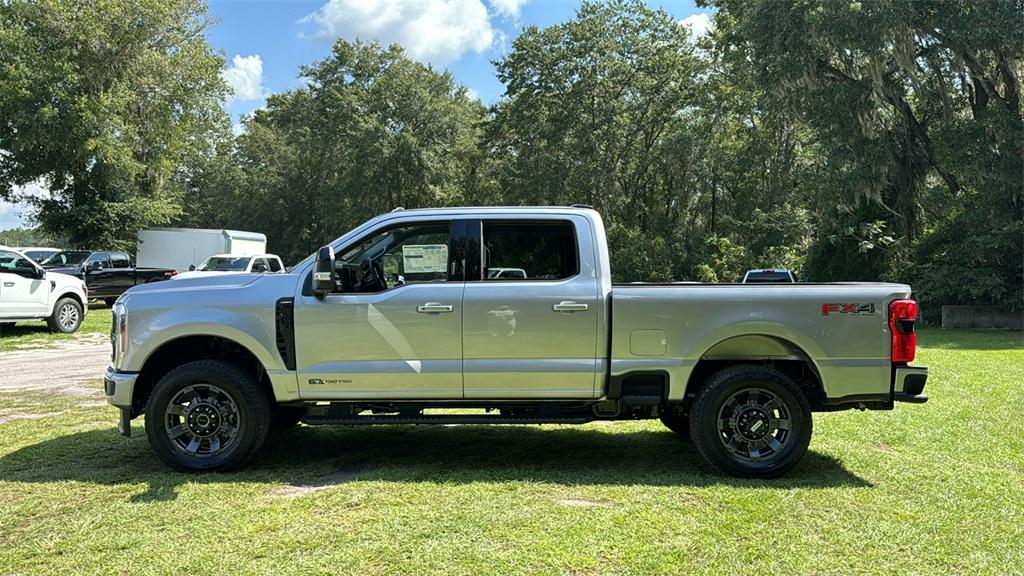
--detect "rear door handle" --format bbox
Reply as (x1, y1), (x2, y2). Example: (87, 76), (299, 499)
(552, 301), (588, 312)
(417, 303), (453, 313)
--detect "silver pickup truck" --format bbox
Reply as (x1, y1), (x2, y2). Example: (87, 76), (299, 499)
(104, 207), (928, 477)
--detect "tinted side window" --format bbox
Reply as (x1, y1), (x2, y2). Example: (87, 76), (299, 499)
(482, 220), (578, 281)
(89, 252), (111, 269)
(0, 250), (38, 278)
(336, 222), (452, 293)
(268, 258), (283, 272)
(110, 252), (130, 268)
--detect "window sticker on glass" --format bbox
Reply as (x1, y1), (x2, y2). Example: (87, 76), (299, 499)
(402, 244), (448, 274)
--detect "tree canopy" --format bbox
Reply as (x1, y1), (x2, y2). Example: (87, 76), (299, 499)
(0, 0), (229, 250)
(1, 0), (1020, 318)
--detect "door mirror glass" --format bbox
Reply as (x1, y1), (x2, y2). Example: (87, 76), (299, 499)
(312, 245), (336, 299)
(89, 261), (103, 271)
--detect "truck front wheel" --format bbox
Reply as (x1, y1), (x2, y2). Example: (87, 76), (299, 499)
(46, 298), (82, 333)
(689, 365), (812, 478)
(144, 360), (271, 472)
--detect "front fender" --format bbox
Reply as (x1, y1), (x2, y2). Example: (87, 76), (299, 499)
(123, 305), (283, 374)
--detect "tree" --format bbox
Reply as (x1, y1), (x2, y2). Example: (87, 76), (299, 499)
(707, 0), (1023, 312)
(186, 41), (486, 263)
(0, 0), (230, 250)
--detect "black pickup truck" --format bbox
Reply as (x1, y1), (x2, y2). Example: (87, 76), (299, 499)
(41, 250), (176, 304)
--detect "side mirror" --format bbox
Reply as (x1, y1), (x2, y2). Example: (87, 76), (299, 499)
(89, 261), (102, 271)
(312, 245), (336, 299)
(35, 267), (46, 280)
(188, 264), (196, 271)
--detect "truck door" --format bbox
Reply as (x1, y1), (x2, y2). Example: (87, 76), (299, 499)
(0, 249), (48, 318)
(462, 217), (600, 399)
(84, 252), (114, 297)
(292, 219), (465, 399)
(109, 252), (134, 293)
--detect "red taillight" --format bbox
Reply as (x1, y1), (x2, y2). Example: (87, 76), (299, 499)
(889, 299), (918, 363)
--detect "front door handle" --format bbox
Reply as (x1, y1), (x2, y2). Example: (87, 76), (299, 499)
(552, 301), (588, 312)
(417, 302), (453, 313)
(3, 282), (14, 287)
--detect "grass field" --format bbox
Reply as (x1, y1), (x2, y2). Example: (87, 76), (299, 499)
(0, 329), (1021, 575)
(0, 304), (111, 352)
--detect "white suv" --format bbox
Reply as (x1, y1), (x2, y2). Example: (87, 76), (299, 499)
(0, 246), (89, 333)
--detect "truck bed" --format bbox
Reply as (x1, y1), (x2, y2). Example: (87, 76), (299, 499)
(610, 282), (913, 402)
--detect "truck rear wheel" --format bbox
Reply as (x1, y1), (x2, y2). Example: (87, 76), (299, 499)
(144, 360), (271, 472)
(46, 297), (82, 333)
(689, 365), (812, 478)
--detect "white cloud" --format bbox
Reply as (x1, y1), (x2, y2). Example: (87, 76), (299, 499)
(223, 54), (267, 101)
(303, 0), (495, 66)
(0, 201), (27, 230)
(488, 0), (527, 19)
(679, 12), (713, 38)
(464, 87), (480, 101)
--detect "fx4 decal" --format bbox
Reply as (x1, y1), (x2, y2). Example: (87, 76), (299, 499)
(821, 303), (876, 316)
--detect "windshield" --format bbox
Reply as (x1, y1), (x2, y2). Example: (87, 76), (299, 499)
(23, 250), (58, 262)
(198, 256), (251, 271)
(745, 271), (792, 283)
(42, 251), (90, 267)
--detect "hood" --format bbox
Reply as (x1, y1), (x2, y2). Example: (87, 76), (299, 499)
(171, 270), (246, 281)
(42, 265), (82, 276)
(45, 270), (86, 289)
(125, 272), (263, 295)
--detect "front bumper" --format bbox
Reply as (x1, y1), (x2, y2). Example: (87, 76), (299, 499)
(893, 365), (928, 404)
(104, 366), (138, 436)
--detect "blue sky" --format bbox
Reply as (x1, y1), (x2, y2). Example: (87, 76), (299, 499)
(1, 0), (712, 230)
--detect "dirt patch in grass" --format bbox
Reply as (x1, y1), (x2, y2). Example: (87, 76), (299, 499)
(0, 333), (108, 396)
(265, 462), (373, 498)
(557, 498), (612, 508)
(0, 411), (64, 425)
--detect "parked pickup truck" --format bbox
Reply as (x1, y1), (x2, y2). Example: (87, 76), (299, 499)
(42, 250), (176, 305)
(172, 253), (286, 280)
(0, 246), (89, 333)
(104, 207), (928, 477)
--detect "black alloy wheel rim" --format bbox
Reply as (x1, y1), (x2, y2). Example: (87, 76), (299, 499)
(164, 384), (240, 458)
(716, 387), (792, 462)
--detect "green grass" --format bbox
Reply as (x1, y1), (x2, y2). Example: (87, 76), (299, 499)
(1, 329), (1021, 575)
(0, 304), (112, 351)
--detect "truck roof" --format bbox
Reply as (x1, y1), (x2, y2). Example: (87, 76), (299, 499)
(382, 206), (597, 216)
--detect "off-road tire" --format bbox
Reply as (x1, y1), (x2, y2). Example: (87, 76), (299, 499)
(689, 365), (812, 478)
(46, 297), (83, 333)
(145, 360), (271, 472)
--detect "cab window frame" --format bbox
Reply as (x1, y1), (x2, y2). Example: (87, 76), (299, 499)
(305, 218), (463, 297)
(470, 218), (580, 283)
(0, 250), (40, 279)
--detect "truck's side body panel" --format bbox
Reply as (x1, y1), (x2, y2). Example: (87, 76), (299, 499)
(611, 283), (910, 400)
(462, 213), (602, 399)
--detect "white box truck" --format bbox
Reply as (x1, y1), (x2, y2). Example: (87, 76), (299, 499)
(136, 228), (268, 273)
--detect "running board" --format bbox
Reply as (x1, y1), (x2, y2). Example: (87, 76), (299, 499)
(301, 414), (594, 426)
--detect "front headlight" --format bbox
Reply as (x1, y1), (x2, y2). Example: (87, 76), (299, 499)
(111, 302), (127, 368)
